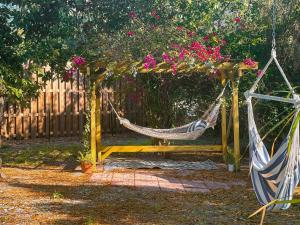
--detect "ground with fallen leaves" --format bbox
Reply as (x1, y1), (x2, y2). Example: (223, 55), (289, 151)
(0, 137), (300, 225)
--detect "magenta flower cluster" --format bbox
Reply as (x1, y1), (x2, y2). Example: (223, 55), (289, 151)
(72, 56), (86, 66)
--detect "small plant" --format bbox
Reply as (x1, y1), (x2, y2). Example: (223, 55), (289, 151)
(77, 151), (93, 163)
(226, 147), (235, 164)
(226, 147), (235, 172)
(78, 151), (94, 174)
(52, 191), (64, 199)
(84, 216), (96, 225)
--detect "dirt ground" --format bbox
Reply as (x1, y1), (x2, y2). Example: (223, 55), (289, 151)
(0, 138), (300, 225)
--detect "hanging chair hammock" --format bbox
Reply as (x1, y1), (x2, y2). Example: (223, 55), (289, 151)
(245, 0), (300, 211)
(104, 83), (228, 141)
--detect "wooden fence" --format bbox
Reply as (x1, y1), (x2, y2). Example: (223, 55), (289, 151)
(0, 72), (145, 140)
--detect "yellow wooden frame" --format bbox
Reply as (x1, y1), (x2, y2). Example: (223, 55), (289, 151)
(88, 61), (258, 171)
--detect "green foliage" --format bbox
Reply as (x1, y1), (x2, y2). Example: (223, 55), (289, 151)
(226, 147), (235, 165)
(77, 151), (93, 163)
(52, 191), (64, 200)
(0, 0), (299, 143)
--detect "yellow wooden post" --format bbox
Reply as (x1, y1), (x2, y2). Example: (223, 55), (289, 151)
(220, 72), (227, 161)
(231, 70), (240, 170)
(89, 67), (97, 171)
(96, 86), (102, 163)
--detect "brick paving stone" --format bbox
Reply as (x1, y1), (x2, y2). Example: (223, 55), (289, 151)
(184, 187), (210, 193)
(135, 173), (157, 181)
(181, 180), (207, 189)
(204, 181), (230, 190)
(90, 173), (103, 182)
(89, 170), (245, 193)
(111, 179), (134, 186)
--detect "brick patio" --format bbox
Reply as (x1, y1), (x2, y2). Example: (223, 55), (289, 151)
(90, 171), (246, 193)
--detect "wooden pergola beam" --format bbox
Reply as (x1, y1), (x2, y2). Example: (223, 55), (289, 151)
(88, 60), (258, 172)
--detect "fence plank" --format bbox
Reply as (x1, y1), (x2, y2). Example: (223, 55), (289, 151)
(53, 77), (59, 137)
(1, 74), (146, 140)
(59, 79), (66, 136)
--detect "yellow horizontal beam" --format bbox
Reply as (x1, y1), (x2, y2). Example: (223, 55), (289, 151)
(98, 145), (222, 161)
(100, 145), (222, 152)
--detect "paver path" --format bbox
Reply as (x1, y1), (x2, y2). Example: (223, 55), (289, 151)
(90, 171), (246, 193)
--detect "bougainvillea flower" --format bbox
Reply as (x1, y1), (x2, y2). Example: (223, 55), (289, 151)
(203, 35), (210, 41)
(243, 58), (257, 67)
(213, 46), (224, 61)
(178, 50), (185, 60)
(171, 64), (177, 75)
(162, 53), (172, 63)
(127, 31), (135, 36)
(144, 63), (150, 69)
(234, 17), (241, 23)
(257, 69), (263, 77)
(128, 11), (137, 19)
(144, 54), (156, 69)
(176, 26), (183, 31)
(72, 56), (86, 66)
(151, 10), (157, 16)
(155, 15), (161, 20)
(63, 68), (75, 81)
(187, 30), (196, 37)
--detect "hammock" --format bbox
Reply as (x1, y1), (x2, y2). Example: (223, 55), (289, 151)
(247, 98), (300, 210)
(245, 49), (300, 210)
(106, 84), (227, 140)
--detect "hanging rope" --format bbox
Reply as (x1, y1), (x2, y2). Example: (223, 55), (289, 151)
(271, 0), (276, 51)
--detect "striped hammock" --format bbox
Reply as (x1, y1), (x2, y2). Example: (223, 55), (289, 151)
(247, 99), (300, 210)
(107, 85), (227, 141)
(246, 49), (300, 210)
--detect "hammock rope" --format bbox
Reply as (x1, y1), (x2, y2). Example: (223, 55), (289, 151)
(100, 81), (229, 140)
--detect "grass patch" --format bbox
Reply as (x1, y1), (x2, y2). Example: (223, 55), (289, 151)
(0, 143), (83, 167)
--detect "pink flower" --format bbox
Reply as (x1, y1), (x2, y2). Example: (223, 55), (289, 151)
(171, 64), (177, 75)
(144, 63), (150, 69)
(72, 56), (86, 66)
(129, 11), (137, 19)
(187, 30), (196, 37)
(155, 15), (160, 20)
(63, 69), (75, 81)
(162, 53), (172, 63)
(176, 26), (183, 31)
(203, 35), (210, 42)
(151, 10), (157, 16)
(243, 58), (257, 67)
(144, 54), (156, 69)
(127, 31), (135, 36)
(178, 50), (185, 60)
(257, 69), (263, 77)
(234, 17), (241, 23)
(213, 46), (224, 61)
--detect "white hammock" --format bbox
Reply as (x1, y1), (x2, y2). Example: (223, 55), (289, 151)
(106, 84), (227, 140)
